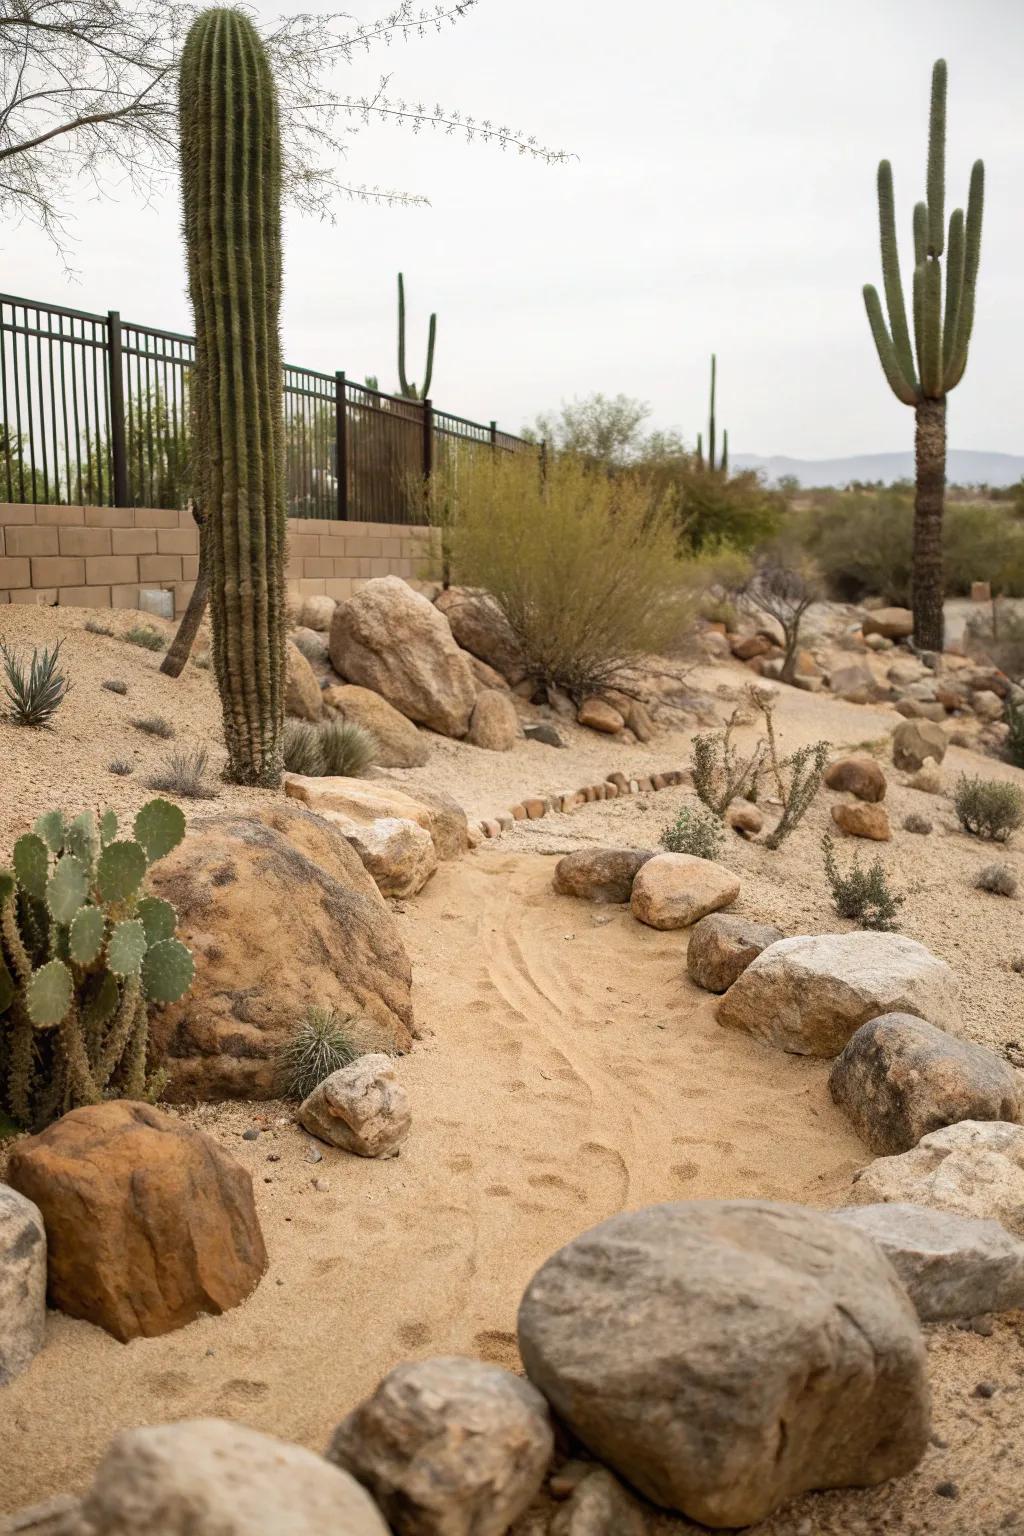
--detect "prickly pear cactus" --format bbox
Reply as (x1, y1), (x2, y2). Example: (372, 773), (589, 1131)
(0, 799), (194, 1130)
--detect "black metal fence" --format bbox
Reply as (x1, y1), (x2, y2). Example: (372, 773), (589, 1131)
(0, 293), (534, 523)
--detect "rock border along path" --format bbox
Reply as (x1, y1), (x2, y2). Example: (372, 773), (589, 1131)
(475, 769), (688, 842)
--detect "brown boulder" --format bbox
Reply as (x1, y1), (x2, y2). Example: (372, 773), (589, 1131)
(824, 757), (887, 803)
(467, 689), (520, 751)
(828, 662), (878, 703)
(330, 576), (477, 737)
(862, 606), (914, 640)
(466, 653), (511, 693)
(727, 802), (764, 836)
(553, 848), (655, 904)
(631, 854), (740, 930)
(577, 697), (625, 734)
(285, 639), (324, 721)
(831, 801), (892, 841)
(434, 586), (526, 683)
(323, 684), (429, 768)
(6, 1102), (266, 1342)
(686, 914), (784, 993)
(148, 804), (414, 1100)
(892, 718), (948, 771)
(730, 634), (772, 661)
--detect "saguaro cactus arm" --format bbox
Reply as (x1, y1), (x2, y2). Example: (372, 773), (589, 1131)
(397, 272), (437, 400)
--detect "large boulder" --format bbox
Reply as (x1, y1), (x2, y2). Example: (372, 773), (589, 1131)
(338, 817), (437, 899)
(285, 639), (324, 721)
(78, 1419), (390, 1535)
(833, 1203), (1024, 1322)
(286, 774), (466, 861)
(892, 718), (948, 771)
(299, 1054), (412, 1158)
(686, 914), (784, 994)
(323, 684), (429, 769)
(828, 662), (878, 703)
(553, 848), (655, 905)
(327, 1356), (553, 1536)
(824, 757), (887, 803)
(0, 1186), (46, 1385)
(517, 1200), (929, 1528)
(148, 804), (414, 1100)
(863, 606), (914, 640)
(6, 1103), (266, 1342)
(330, 576), (477, 737)
(717, 932), (956, 1058)
(467, 689), (520, 752)
(374, 777), (469, 861)
(849, 1120), (1024, 1238)
(829, 1013), (1022, 1153)
(630, 854), (740, 931)
(434, 587), (526, 684)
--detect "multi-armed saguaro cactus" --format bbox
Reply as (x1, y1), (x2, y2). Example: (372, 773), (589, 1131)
(0, 800), (193, 1130)
(397, 272), (437, 401)
(179, 9), (287, 785)
(696, 354), (728, 473)
(863, 58), (984, 652)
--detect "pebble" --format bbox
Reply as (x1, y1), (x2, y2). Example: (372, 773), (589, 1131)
(267, 1152), (281, 1163)
(305, 1146), (323, 1164)
(935, 1481), (960, 1500)
(972, 1316), (996, 1336)
(312, 1176), (331, 1192)
(975, 1381), (997, 1399)
(242, 1128), (259, 1141)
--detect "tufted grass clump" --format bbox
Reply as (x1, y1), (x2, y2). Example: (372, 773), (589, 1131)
(1, 639), (72, 727)
(903, 812), (932, 835)
(132, 715), (175, 739)
(276, 1006), (360, 1100)
(282, 717), (377, 778)
(147, 745), (217, 800)
(108, 758), (134, 776)
(822, 832), (905, 931)
(976, 862), (1018, 898)
(660, 805), (725, 861)
(84, 618), (115, 637)
(124, 624), (166, 652)
(953, 774), (1024, 843)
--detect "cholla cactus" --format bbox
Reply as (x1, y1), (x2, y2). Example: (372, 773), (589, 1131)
(0, 798), (193, 1130)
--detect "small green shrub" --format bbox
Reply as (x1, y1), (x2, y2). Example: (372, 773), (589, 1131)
(84, 618), (115, 637)
(903, 812), (932, 834)
(822, 832), (905, 931)
(108, 758), (134, 776)
(1005, 692), (1024, 768)
(691, 708), (764, 817)
(754, 690), (829, 850)
(283, 719), (326, 776)
(147, 746), (217, 800)
(660, 805), (725, 861)
(282, 717), (376, 778)
(953, 774), (1024, 843)
(976, 862), (1018, 897)
(102, 679), (128, 696)
(275, 1006), (360, 1100)
(0, 799), (194, 1129)
(124, 625), (165, 652)
(131, 715), (175, 739)
(0, 639), (71, 727)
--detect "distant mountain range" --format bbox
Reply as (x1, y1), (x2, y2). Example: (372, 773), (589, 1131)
(731, 450), (1024, 489)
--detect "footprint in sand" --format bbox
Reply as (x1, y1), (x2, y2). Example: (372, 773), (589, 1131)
(473, 1328), (518, 1364)
(216, 1378), (270, 1406)
(142, 1369), (192, 1397)
(396, 1320), (432, 1350)
(671, 1160), (701, 1184)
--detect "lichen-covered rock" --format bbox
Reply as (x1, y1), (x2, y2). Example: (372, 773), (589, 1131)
(328, 1356), (553, 1536)
(553, 848), (655, 905)
(824, 757), (887, 803)
(0, 1185), (46, 1385)
(468, 689), (520, 752)
(322, 684), (429, 768)
(831, 801), (892, 840)
(829, 1013), (1021, 1154)
(78, 1419), (389, 1535)
(434, 587), (526, 685)
(717, 932), (956, 1058)
(337, 816), (437, 898)
(630, 854), (740, 931)
(299, 1054), (411, 1158)
(148, 803), (414, 1100)
(285, 638), (324, 721)
(686, 914), (784, 994)
(833, 1203), (1024, 1322)
(517, 1200), (929, 1529)
(6, 1103), (266, 1342)
(892, 718), (948, 771)
(330, 576), (477, 737)
(849, 1120), (1024, 1238)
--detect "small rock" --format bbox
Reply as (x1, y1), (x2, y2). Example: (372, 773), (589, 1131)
(892, 718), (948, 771)
(241, 1129), (259, 1142)
(336, 815), (438, 899)
(903, 813), (933, 835)
(973, 689), (1005, 722)
(305, 1145), (323, 1164)
(285, 639), (325, 722)
(630, 853), (740, 931)
(553, 848), (655, 904)
(849, 1120), (1024, 1238)
(468, 690), (520, 752)
(731, 634), (773, 661)
(829, 662), (877, 703)
(549, 1465), (647, 1536)
(727, 802), (764, 836)
(686, 914), (784, 994)
(863, 606), (914, 640)
(577, 698), (625, 735)
(299, 1054), (411, 1158)
(975, 1380), (997, 1398)
(934, 1481), (960, 1500)
(831, 801), (892, 840)
(524, 723), (565, 748)
(524, 798), (547, 819)
(327, 1356), (553, 1536)
(313, 1177), (331, 1192)
(301, 594), (338, 632)
(0, 1186), (46, 1386)
(824, 757), (887, 803)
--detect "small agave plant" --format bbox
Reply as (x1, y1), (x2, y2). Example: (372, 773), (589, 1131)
(0, 798), (194, 1130)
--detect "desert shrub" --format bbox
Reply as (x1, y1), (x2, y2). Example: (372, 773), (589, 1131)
(660, 805), (725, 861)
(124, 624), (165, 652)
(275, 1006), (359, 1100)
(131, 715), (175, 739)
(753, 689), (828, 849)
(953, 774), (1024, 842)
(319, 719), (377, 777)
(1006, 692), (1024, 767)
(903, 812), (932, 834)
(741, 556), (819, 684)
(798, 489), (913, 604)
(84, 618), (115, 637)
(691, 708), (764, 816)
(668, 465), (784, 554)
(424, 451), (698, 698)
(976, 862), (1018, 897)
(822, 832), (905, 931)
(147, 746), (217, 800)
(193, 649), (212, 671)
(0, 799), (194, 1129)
(943, 503), (1024, 598)
(0, 639), (71, 727)
(108, 758), (134, 776)
(102, 678), (128, 695)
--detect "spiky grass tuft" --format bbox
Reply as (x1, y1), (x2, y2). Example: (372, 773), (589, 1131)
(275, 1006), (360, 1100)
(147, 745), (217, 799)
(132, 715), (175, 739)
(318, 719), (377, 777)
(124, 625), (166, 652)
(0, 639), (71, 727)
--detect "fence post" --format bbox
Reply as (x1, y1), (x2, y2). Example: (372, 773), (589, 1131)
(106, 310), (129, 507)
(422, 397), (434, 481)
(540, 437), (548, 483)
(335, 370), (348, 521)
(489, 419), (497, 454)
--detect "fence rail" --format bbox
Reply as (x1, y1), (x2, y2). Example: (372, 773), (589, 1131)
(0, 293), (534, 524)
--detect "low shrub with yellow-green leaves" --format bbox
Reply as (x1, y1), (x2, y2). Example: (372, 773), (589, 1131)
(0, 798), (194, 1130)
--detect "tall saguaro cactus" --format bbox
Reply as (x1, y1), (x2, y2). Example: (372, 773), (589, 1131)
(179, 8), (287, 785)
(696, 354), (728, 473)
(863, 59), (984, 652)
(397, 272), (437, 400)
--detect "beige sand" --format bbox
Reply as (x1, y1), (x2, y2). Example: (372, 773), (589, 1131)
(1, 606), (1024, 1532)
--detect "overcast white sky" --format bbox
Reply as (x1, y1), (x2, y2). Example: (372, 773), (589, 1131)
(3, 0), (1023, 458)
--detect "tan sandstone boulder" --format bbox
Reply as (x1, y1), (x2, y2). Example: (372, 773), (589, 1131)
(285, 773), (466, 861)
(863, 606), (914, 640)
(323, 684), (429, 768)
(285, 639), (323, 721)
(300, 1054), (411, 1157)
(553, 848), (655, 905)
(849, 1120), (1024, 1237)
(467, 689), (520, 752)
(686, 914), (784, 994)
(831, 801), (892, 840)
(300, 594), (338, 632)
(892, 718), (948, 771)
(148, 804), (414, 1100)
(337, 817), (437, 898)
(631, 854), (740, 930)
(330, 576), (477, 737)
(434, 587), (526, 684)
(6, 1103), (266, 1342)
(0, 1186), (46, 1386)
(577, 697), (625, 735)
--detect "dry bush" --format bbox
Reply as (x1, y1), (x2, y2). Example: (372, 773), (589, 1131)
(691, 707), (764, 816)
(424, 451), (699, 698)
(954, 774), (1024, 843)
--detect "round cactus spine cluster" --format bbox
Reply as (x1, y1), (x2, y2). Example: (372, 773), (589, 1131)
(178, 8), (287, 786)
(0, 799), (193, 1130)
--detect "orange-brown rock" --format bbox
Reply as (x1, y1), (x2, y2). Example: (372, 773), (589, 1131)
(831, 801), (892, 841)
(577, 697), (625, 734)
(6, 1102), (267, 1342)
(823, 757), (887, 803)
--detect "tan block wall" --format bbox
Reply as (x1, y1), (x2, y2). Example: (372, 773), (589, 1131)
(0, 505), (435, 617)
